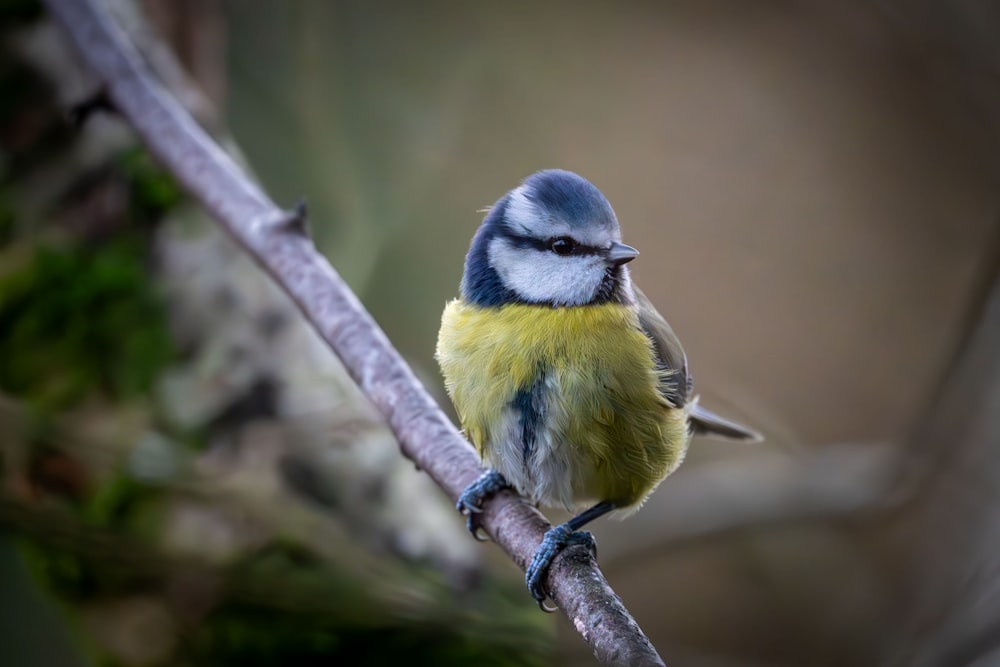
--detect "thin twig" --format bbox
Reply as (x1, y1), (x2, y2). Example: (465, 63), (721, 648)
(41, 0), (666, 664)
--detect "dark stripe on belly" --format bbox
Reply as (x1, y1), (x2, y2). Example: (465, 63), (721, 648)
(512, 371), (547, 472)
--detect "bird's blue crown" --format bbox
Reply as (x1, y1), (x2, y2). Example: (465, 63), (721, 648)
(461, 170), (624, 307)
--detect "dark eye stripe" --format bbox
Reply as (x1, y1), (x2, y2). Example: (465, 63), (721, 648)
(504, 232), (602, 256)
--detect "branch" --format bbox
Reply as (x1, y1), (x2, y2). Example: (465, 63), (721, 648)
(41, 0), (666, 664)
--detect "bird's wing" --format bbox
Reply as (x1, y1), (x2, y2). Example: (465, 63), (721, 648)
(633, 285), (692, 408)
(634, 286), (762, 442)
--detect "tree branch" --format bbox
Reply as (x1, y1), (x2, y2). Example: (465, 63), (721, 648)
(41, 0), (666, 664)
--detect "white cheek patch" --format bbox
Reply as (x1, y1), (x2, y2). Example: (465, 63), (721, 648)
(488, 237), (605, 306)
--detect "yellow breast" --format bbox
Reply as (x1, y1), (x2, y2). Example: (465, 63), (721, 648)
(436, 299), (689, 512)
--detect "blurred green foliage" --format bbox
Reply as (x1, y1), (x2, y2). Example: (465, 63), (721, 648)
(0, 192), (14, 248)
(15, 534), (549, 667)
(186, 614), (543, 667)
(0, 240), (174, 409)
(81, 473), (165, 538)
(21, 542), (98, 603)
(0, 144), (180, 410)
(118, 147), (184, 222)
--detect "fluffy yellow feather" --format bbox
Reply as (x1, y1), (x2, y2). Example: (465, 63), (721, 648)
(437, 299), (689, 515)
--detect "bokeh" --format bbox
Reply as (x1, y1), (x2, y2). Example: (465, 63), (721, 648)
(2, 1), (999, 665)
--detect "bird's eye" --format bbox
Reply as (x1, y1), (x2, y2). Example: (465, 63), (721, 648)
(550, 237), (576, 256)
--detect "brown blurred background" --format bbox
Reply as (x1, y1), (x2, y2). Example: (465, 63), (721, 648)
(2, 0), (999, 665)
(224, 3), (1000, 661)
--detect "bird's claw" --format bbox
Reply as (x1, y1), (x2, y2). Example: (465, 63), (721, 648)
(526, 526), (597, 610)
(456, 470), (509, 540)
(466, 514), (489, 542)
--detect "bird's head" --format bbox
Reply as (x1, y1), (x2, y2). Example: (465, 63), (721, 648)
(462, 169), (638, 307)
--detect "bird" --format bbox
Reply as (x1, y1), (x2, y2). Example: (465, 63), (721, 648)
(435, 169), (759, 608)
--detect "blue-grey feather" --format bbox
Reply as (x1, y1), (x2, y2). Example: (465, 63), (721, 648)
(461, 197), (525, 307)
(522, 169), (617, 231)
(512, 370), (547, 473)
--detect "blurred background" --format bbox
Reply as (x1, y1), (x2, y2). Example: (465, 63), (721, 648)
(1, 0), (999, 665)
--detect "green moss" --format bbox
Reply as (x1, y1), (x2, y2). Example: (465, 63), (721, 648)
(185, 605), (547, 667)
(118, 148), (184, 222)
(0, 191), (14, 249)
(0, 242), (174, 409)
(18, 542), (96, 602)
(19, 532), (550, 667)
(82, 474), (153, 528)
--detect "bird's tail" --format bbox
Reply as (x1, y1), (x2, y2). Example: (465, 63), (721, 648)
(687, 399), (762, 442)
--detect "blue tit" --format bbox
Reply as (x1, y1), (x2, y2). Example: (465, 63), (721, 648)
(436, 169), (759, 607)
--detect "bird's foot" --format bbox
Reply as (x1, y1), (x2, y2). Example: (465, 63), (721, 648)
(456, 469), (510, 541)
(526, 525), (597, 611)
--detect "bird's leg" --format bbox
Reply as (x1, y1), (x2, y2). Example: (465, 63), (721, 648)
(456, 469), (510, 541)
(526, 501), (615, 609)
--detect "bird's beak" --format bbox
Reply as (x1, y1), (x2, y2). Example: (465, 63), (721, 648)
(607, 242), (639, 266)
